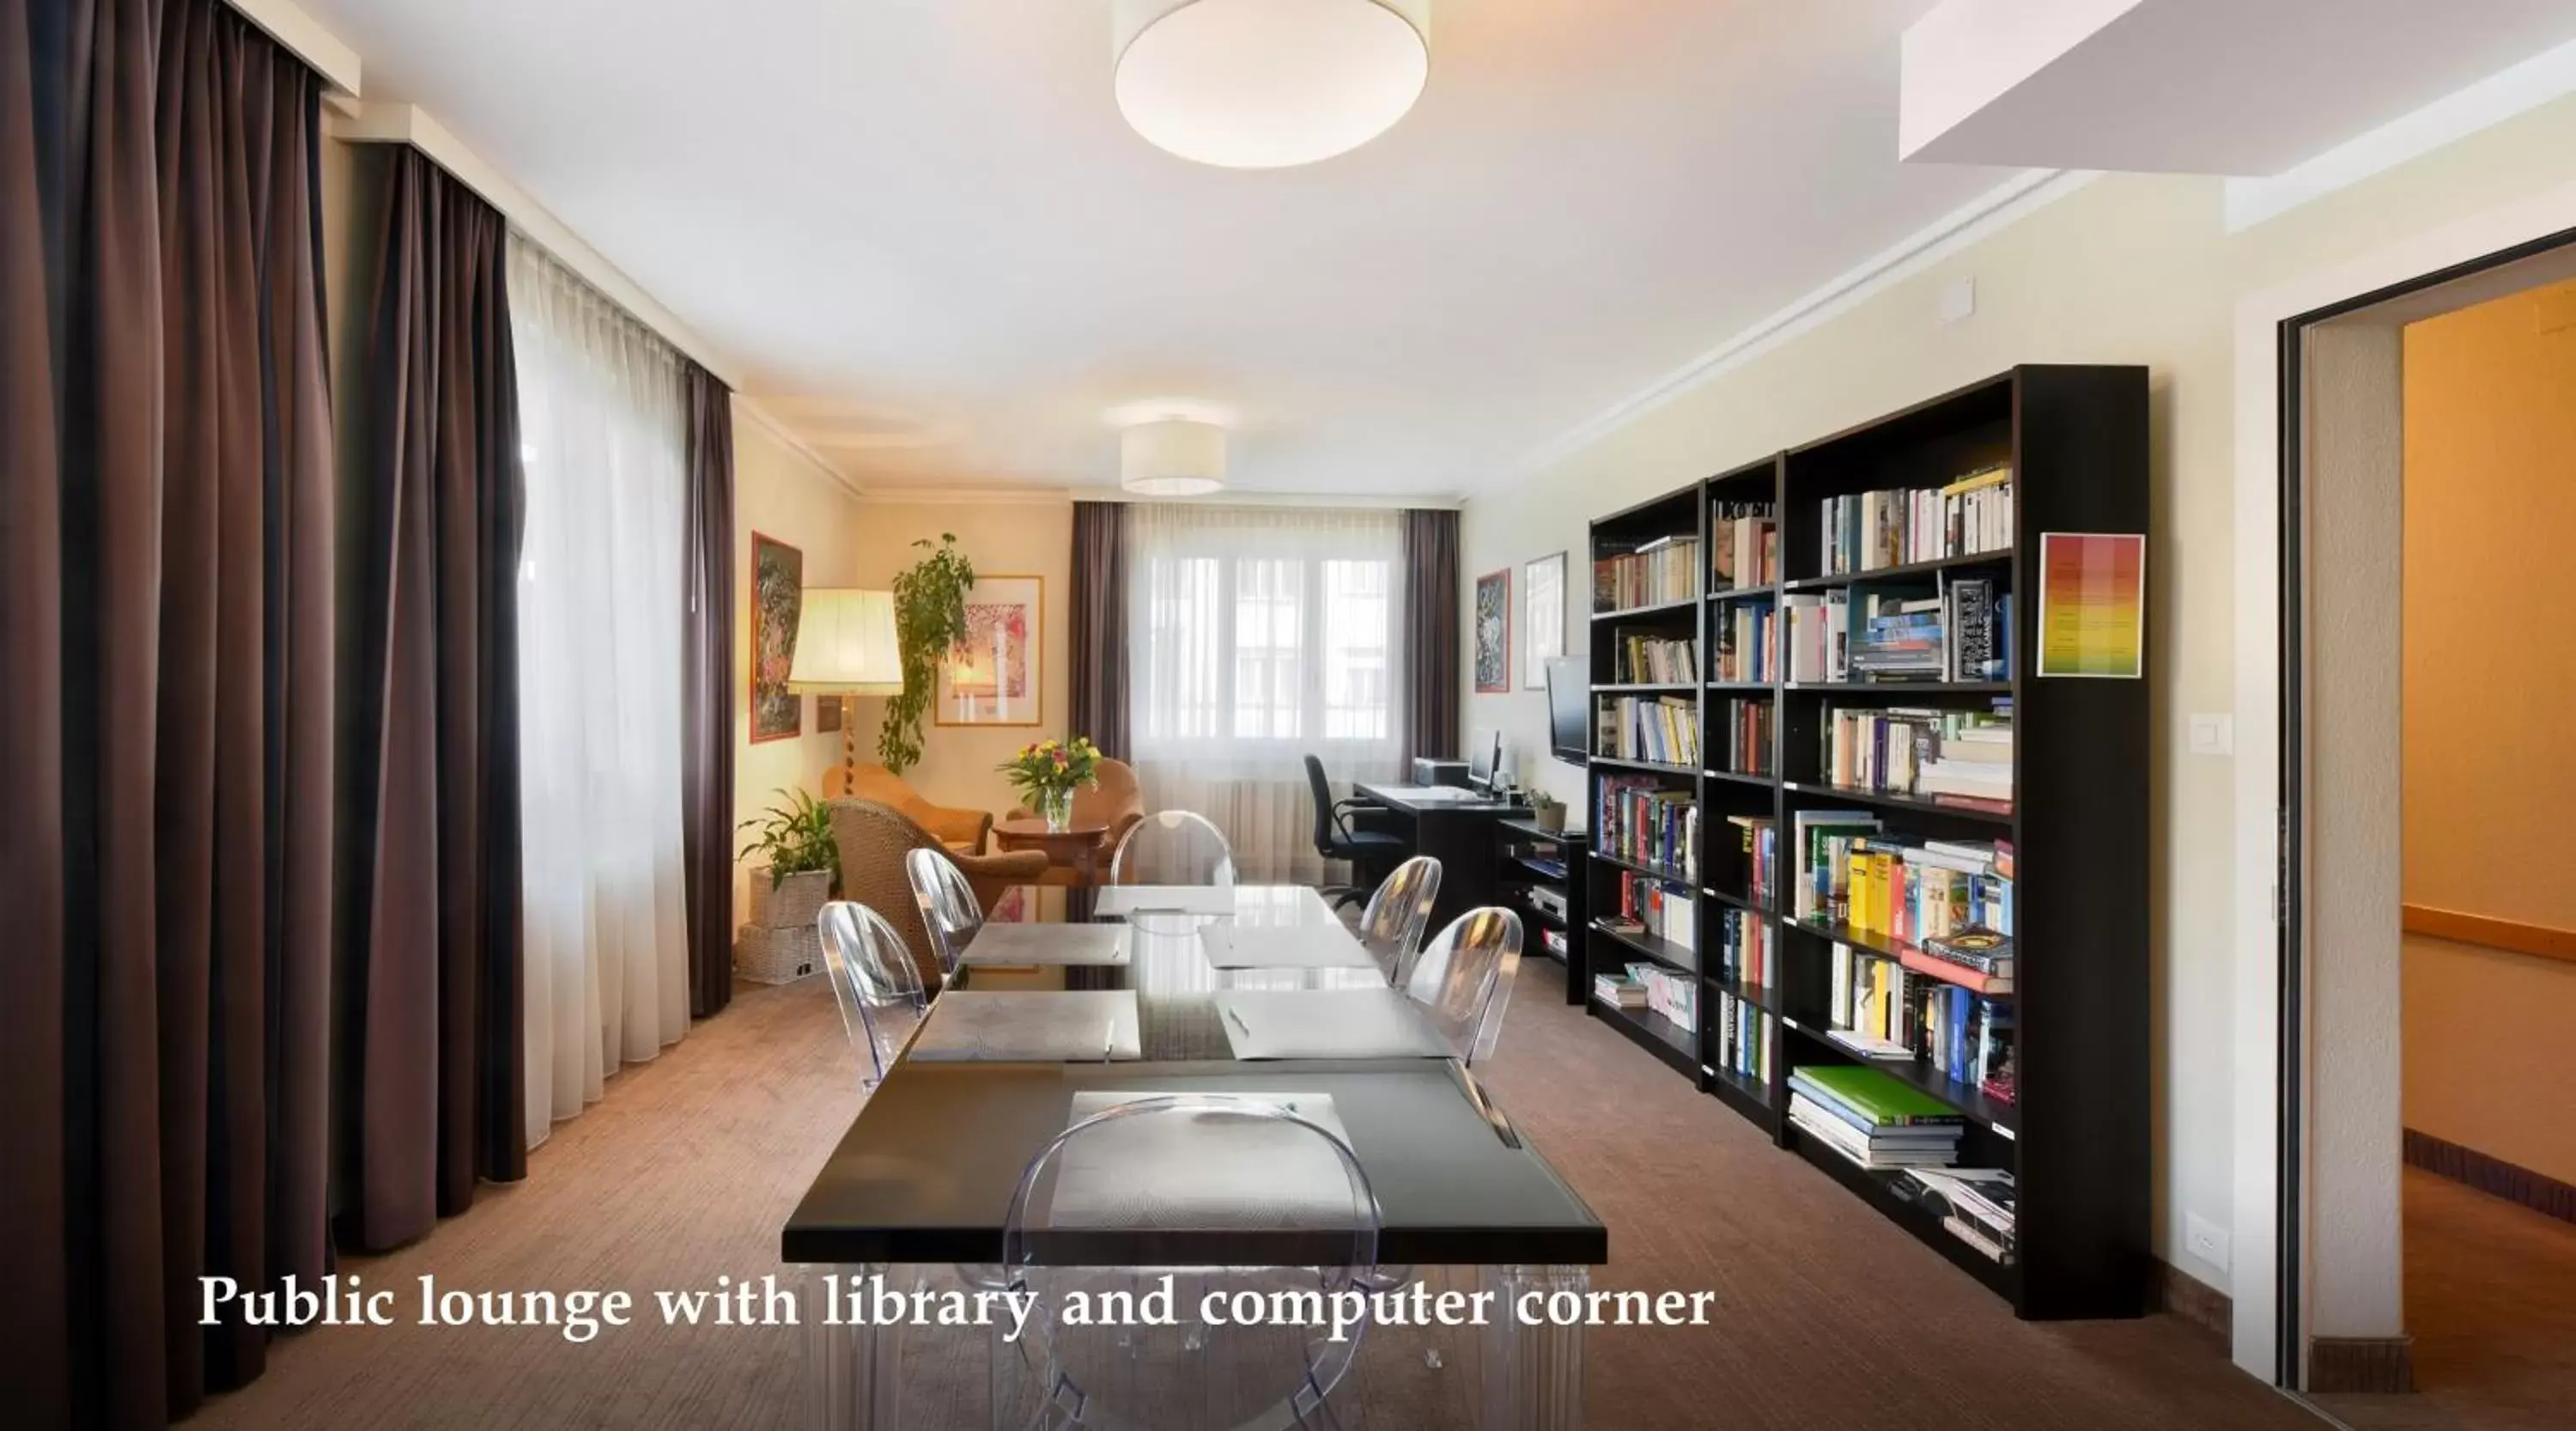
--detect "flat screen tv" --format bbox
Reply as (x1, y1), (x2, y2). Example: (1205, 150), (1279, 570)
(1544, 655), (1589, 764)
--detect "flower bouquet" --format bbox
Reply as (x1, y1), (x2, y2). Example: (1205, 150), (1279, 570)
(999, 736), (1103, 831)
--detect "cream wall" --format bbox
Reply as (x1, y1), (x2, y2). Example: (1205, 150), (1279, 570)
(1458, 91), (2576, 1289)
(836, 498), (1077, 818)
(2401, 277), (2576, 932)
(2398, 277), (2576, 1188)
(731, 407), (871, 923)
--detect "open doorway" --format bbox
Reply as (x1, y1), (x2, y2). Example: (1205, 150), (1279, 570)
(2284, 246), (2576, 1431)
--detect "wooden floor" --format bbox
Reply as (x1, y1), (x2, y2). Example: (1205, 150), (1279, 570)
(2308, 1168), (2576, 1431)
(193, 957), (2324, 1430)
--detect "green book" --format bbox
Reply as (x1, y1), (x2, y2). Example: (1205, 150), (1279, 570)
(1789, 1064), (1965, 1126)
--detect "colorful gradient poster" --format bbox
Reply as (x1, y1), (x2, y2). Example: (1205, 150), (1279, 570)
(2036, 532), (2145, 679)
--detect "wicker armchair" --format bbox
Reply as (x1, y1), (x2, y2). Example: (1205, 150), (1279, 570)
(1005, 758), (1145, 863)
(823, 763), (993, 855)
(827, 799), (1048, 990)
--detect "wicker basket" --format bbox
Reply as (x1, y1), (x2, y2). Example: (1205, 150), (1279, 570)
(734, 923), (822, 984)
(746, 868), (831, 930)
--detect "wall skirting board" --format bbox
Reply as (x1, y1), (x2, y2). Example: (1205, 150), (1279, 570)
(2151, 1262), (2233, 1349)
(2404, 1127), (2576, 1225)
(2308, 1337), (2417, 1395)
(2401, 904), (2576, 965)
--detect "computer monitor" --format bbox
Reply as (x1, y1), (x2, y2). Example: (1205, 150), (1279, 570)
(1467, 727), (1504, 792)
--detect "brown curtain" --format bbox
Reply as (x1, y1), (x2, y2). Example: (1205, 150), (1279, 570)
(683, 363), (737, 1018)
(336, 145), (526, 1254)
(1070, 500), (1130, 758)
(1401, 508), (1461, 766)
(2, 1), (337, 1422)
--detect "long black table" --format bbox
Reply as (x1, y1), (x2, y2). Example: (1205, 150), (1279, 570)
(779, 885), (1606, 1429)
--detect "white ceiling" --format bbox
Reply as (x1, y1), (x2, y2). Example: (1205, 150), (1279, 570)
(305, 0), (2036, 498)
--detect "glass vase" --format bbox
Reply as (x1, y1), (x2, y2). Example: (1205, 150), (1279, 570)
(1038, 786), (1076, 832)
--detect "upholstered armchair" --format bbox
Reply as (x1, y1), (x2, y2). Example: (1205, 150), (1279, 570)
(1006, 758), (1145, 862)
(823, 762), (993, 855)
(826, 799), (1048, 990)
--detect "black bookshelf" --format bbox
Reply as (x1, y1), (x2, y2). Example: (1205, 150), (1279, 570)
(1577, 365), (2148, 1321)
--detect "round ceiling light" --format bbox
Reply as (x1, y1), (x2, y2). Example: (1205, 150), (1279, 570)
(1121, 418), (1227, 496)
(1112, 0), (1431, 169)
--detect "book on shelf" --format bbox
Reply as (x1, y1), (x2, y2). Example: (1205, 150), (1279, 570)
(1897, 1167), (2017, 1262)
(1791, 808), (1881, 923)
(1713, 597), (1777, 683)
(1540, 927), (1570, 960)
(1712, 906), (1771, 999)
(1609, 870), (1698, 953)
(1943, 578), (2009, 681)
(1820, 700), (2013, 806)
(1612, 630), (1699, 685)
(1595, 535), (1701, 612)
(1708, 990), (1771, 1084)
(1717, 697), (1773, 776)
(1594, 775), (1698, 881)
(1596, 694), (1700, 766)
(1710, 501), (1778, 590)
(1726, 813), (1777, 910)
(1826, 943), (2015, 1101)
(1592, 973), (1649, 1009)
(1829, 834), (2014, 948)
(1818, 465), (2014, 576)
(1631, 962), (1696, 1026)
(1789, 1063), (1965, 1127)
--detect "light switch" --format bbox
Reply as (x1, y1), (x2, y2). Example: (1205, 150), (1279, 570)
(2189, 714), (2233, 756)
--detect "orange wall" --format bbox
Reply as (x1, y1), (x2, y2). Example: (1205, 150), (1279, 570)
(2399, 277), (2576, 1184)
(2401, 277), (2576, 933)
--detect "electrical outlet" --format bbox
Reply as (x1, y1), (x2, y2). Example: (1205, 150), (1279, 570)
(2189, 714), (2233, 756)
(1940, 277), (1977, 326)
(2185, 1214), (2232, 1271)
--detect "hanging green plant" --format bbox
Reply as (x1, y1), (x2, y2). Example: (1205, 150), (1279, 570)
(878, 533), (975, 773)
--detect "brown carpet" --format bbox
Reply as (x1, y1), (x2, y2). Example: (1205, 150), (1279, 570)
(191, 959), (2323, 1430)
(2308, 1167), (2576, 1431)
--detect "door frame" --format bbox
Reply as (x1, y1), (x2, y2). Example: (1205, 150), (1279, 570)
(2230, 181), (2576, 1385)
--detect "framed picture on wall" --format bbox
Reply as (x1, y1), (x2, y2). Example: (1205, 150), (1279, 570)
(1473, 568), (1512, 694)
(814, 694), (841, 733)
(1522, 551), (1565, 689)
(749, 531), (804, 743)
(938, 574), (1043, 726)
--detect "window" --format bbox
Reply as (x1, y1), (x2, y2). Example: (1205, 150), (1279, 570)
(1130, 508), (1404, 756)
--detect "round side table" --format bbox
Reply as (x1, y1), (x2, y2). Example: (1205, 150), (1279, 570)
(991, 817), (1113, 888)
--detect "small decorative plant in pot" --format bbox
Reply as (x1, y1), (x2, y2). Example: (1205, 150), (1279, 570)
(737, 787), (840, 929)
(1000, 737), (1103, 832)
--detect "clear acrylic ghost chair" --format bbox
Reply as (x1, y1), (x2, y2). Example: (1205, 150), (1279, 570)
(995, 1095), (1381, 1431)
(814, 900), (930, 1090)
(1109, 809), (1237, 888)
(903, 845), (985, 979)
(1401, 907), (1525, 1068)
(1355, 856), (1443, 987)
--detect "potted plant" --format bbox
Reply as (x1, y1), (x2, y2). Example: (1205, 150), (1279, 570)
(878, 533), (975, 773)
(999, 736), (1103, 831)
(736, 787), (839, 931)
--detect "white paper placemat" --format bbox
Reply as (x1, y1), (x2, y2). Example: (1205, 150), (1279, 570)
(1096, 885), (1237, 917)
(908, 990), (1140, 1063)
(1050, 1093), (1361, 1229)
(961, 923), (1131, 967)
(1198, 924), (1378, 971)
(1212, 989), (1455, 1061)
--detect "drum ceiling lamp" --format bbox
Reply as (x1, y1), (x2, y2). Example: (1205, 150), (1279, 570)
(1121, 417), (1227, 496)
(1112, 0), (1431, 168)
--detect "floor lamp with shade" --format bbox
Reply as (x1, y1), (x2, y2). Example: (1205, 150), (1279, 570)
(787, 588), (904, 790)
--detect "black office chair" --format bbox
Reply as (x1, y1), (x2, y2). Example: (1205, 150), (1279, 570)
(1305, 754), (1406, 911)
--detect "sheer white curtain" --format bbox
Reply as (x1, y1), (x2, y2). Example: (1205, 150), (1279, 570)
(509, 237), (692, 1144)
(1126, 503), (1408, 883)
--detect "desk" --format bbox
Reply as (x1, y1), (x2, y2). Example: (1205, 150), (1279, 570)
(783, 886), (1605, 1430)
(1351, 782), (1529, 933)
